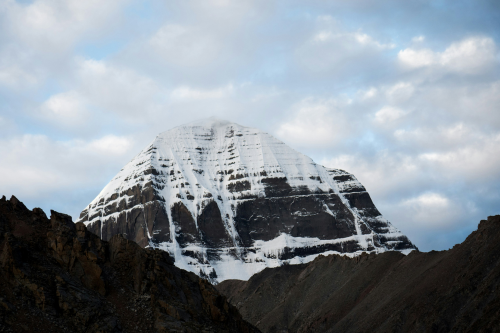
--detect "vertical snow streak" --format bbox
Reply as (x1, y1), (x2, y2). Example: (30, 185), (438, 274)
(317, 167), (369, 249)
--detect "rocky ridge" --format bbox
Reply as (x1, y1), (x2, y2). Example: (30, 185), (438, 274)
(77, 118), (416, 283)
(0, 195), (259, 333)
(217, 215), (500, 333)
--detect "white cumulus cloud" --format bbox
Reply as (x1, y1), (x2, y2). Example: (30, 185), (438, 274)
(401, 193), (460, 228)
(276, 98), (351, 148)
(398, 37), (497, 74)
(374, 106), (408, 124)
(40, 91), (88, 126)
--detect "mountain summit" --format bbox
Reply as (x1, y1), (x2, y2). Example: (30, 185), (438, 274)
(78, 118), (415, 283)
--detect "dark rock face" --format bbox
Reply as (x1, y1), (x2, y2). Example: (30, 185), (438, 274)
(234, 194), (357, 247)
(0, 195), (260, 333)
(197, 201), (232, 248)
(84, 184), (171, 248)
(77, 119), (416, 282)
(216, 215), (500, 333)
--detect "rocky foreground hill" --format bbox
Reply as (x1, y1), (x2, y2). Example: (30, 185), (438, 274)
(216, 215), (500, 333)
(0, 196), (259, 333)
(77, 118), (415, 283)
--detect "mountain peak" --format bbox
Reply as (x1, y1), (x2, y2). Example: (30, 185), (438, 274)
(78, 120), (416, 283)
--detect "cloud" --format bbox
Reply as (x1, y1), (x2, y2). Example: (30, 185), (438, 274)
(360, 87), (378, 100)
(31, 59), (164, 132)
(313, 30), (395, 50)
(0, 63), (39, 89)
(450, 80), (500, 126)
(2, 0), (127, 52)
(398, 49), (436, 68)
(398, 37), (498, 74)
(0, 134), (136, 219)
(401, 192), (461, 228)
(374, 106), (408, 124)
(393, 122), (491, 153)
(40, 91), (88, 126)
(114, 1), (276, 86)
(296, 16), (395, 77)
(0, 134), (135, 215)
(440, 37), (497, 73)
(418, 133), (500, 180)
(276, 98), (351, 148)
(170, 84), (235, 100)
(385, 82), (415, 103)
(412, 35), (425, 43)
(76, 59), (162, 119)
(0, 0), (129, 92)
(84, 135), (132, 156)
(321, 153), (422, 201)
(148, 24), (221, 68)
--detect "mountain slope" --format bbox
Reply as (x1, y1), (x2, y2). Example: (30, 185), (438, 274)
(78, 118), (415, 283)
(217, 215), (500, 333)
(0, 195), (259, 333)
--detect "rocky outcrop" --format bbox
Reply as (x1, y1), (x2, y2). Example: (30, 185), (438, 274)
(78, 118), (416, 282)
(216, 215), (500, 333)
(0, 195), (260, 333)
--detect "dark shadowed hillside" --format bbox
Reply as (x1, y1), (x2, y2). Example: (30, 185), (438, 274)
(217, 215), (500, 333)
(0, 196), (259, 333)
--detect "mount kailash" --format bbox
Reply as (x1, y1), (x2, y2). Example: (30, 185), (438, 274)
(77, 118), (416, 283)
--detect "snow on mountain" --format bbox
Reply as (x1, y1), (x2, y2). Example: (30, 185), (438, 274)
(78, 117), (416, 283)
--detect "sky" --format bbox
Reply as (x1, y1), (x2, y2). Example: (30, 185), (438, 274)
(0, 0), (499, 252)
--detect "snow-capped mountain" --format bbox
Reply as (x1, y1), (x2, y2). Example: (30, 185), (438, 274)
(78, 118), (416, 283)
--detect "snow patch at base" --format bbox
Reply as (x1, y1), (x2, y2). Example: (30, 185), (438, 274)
(155, 231), (412, 282)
